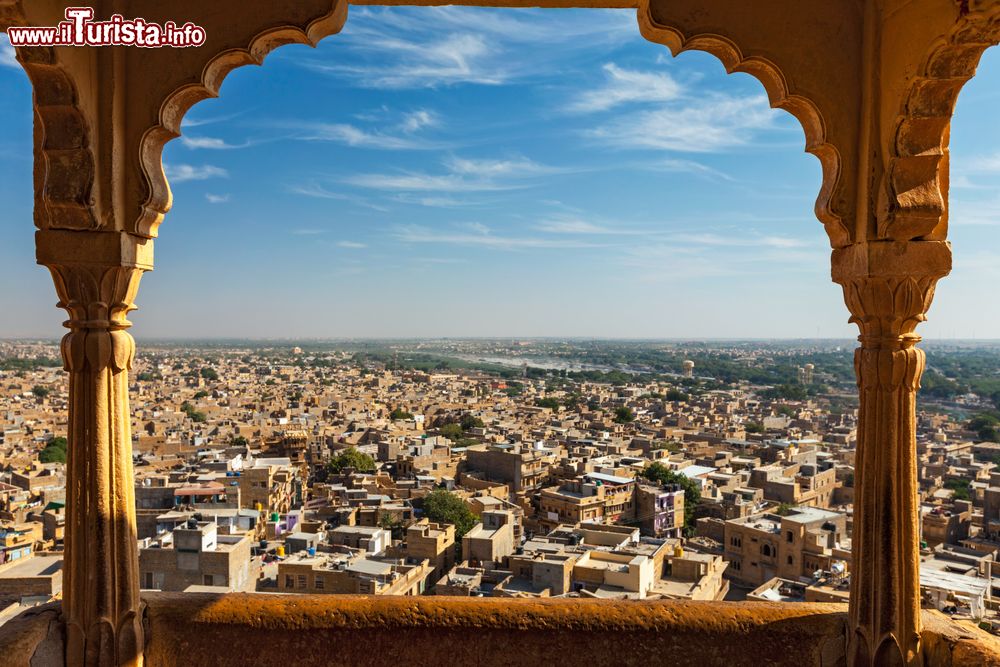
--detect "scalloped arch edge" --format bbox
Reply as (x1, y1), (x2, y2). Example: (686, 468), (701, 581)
(636, 0), (849, 249)
(136, 1), (349, 239)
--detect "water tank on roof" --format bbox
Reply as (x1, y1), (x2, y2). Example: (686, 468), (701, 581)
(307, 546), (316, 557)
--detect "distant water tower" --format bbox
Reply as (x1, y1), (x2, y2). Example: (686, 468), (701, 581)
(682, 360), (695, 378)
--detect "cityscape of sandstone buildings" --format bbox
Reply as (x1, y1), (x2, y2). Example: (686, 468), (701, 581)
(2, 1), (1000, 663)
(2, 339), (998, 625)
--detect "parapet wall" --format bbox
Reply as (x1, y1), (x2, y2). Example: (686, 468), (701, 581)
(3, 595), (1000, 666)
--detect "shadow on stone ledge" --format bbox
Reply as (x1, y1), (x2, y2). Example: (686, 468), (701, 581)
(2, 594), (999, 666)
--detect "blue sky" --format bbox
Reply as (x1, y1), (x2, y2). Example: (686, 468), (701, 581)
(1, 8), (999, 340)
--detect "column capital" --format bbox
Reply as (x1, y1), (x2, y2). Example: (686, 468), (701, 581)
(36, 231), (151, 374)
(832, 240), (950, 348)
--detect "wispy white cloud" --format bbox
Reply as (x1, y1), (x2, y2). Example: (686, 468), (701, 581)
(180, 111), (246, 129)
(965, 153), (1000, 173)
(288, 182), (352, 201)
(305, 33), (505, 89)
(393, 224), (606, 250)
(347, 172), (518, 193)
(569, 63), (682, 112)
(952, 153), (1000, 190)
(586, 93), (778, 152)
(535, 218), (616, 234)
(445, 156), (562, 178)
(299, 7), (636, 89)
(297, 122), (437, 150)
(287, 181), (391, 212)
(950, 195), (1000, 226)
(205, 193), (230, 204)
(0, 35), (19, 69)
(347, 155), (564, 193)
(392, 194), (480, 208)
(337, 241), (368, 249)
(164, 164), (228, 183)
(181, 136), (255, 150)
(401, 110), (438, 133)
(643, 158), (735, 182)
(670, 232), (808, 249)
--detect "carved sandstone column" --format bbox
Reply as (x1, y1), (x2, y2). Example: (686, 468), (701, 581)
(834, 240), (950, 667)
(38, 231), (152, 666)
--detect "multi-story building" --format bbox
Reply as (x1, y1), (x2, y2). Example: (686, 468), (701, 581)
(723, 506), (849, 588)
(636, 484), (685, 538)
(538, 473), (636, 529)
(462, 510), (515, 566)
(277, 551), (432, 596)
(139, 520), (255, 592)
(327, 525), (391, 554)
(393, 519), (455, 583)
(239, 457), (300, 516)
(465, 444), (553, 494)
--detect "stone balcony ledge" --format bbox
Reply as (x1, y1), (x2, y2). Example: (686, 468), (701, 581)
(3, 595), (1000, 666)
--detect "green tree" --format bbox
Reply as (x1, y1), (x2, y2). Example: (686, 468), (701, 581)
(745, 421), (765, 434)
(200, 367), (219, 381)
(774, 503), (795, 516)
(970, 414), (1000, 442)
(39, 436), (68, 464)
(180, 402), (207, 423)
(422, 489), (477, 537)
(642, 462), (701, 535)
(944, 478), (973, 501)
(460, 414), (484, 430)
(390, 408), (414, 420)
(665, 389), (689, 402)
(439, 423), (464, 440)
(232, 435), (249, 448)
(327, 447), (376, 474)
(614, 406), (635, 424)
(32, 386), (50, 399)
(535, 397), (560, 410)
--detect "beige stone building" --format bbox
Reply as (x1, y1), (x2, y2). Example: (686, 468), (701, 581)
(462, 510), (516, 566)
(724, 506), (849, 588)
(139, 521), (254, 592)
(277, 551), (431, 596)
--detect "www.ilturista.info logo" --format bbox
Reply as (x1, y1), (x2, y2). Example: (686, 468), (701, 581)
(7, 7), (206, 48)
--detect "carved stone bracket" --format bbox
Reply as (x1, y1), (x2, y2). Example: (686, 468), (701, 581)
(833, 240), (951, 666)
(38, 230), (152, 666)
(879, 2), (1000, 244)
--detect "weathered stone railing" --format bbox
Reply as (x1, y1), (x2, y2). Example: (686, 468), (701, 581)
(3, 595), (1000, 666)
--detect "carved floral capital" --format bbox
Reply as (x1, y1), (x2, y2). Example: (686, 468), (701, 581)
(45, 263), (143, 373)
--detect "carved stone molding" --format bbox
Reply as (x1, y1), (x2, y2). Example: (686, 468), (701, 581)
(879, 2), (1000, 243)
(39, 235), (149, 666)
(833, 240), (950, 666)
(637, 0), (851, 249)
(136, 1), (348, 238)
(0, 0), (99, 232)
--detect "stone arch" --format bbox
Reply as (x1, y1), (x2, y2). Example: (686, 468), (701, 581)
(135, 0), (853, 251)
(636, 0), (849, 249)
(880, 5), (1000, 244)
(0, 3), (97, 232)
(136, 1), (349, 238)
